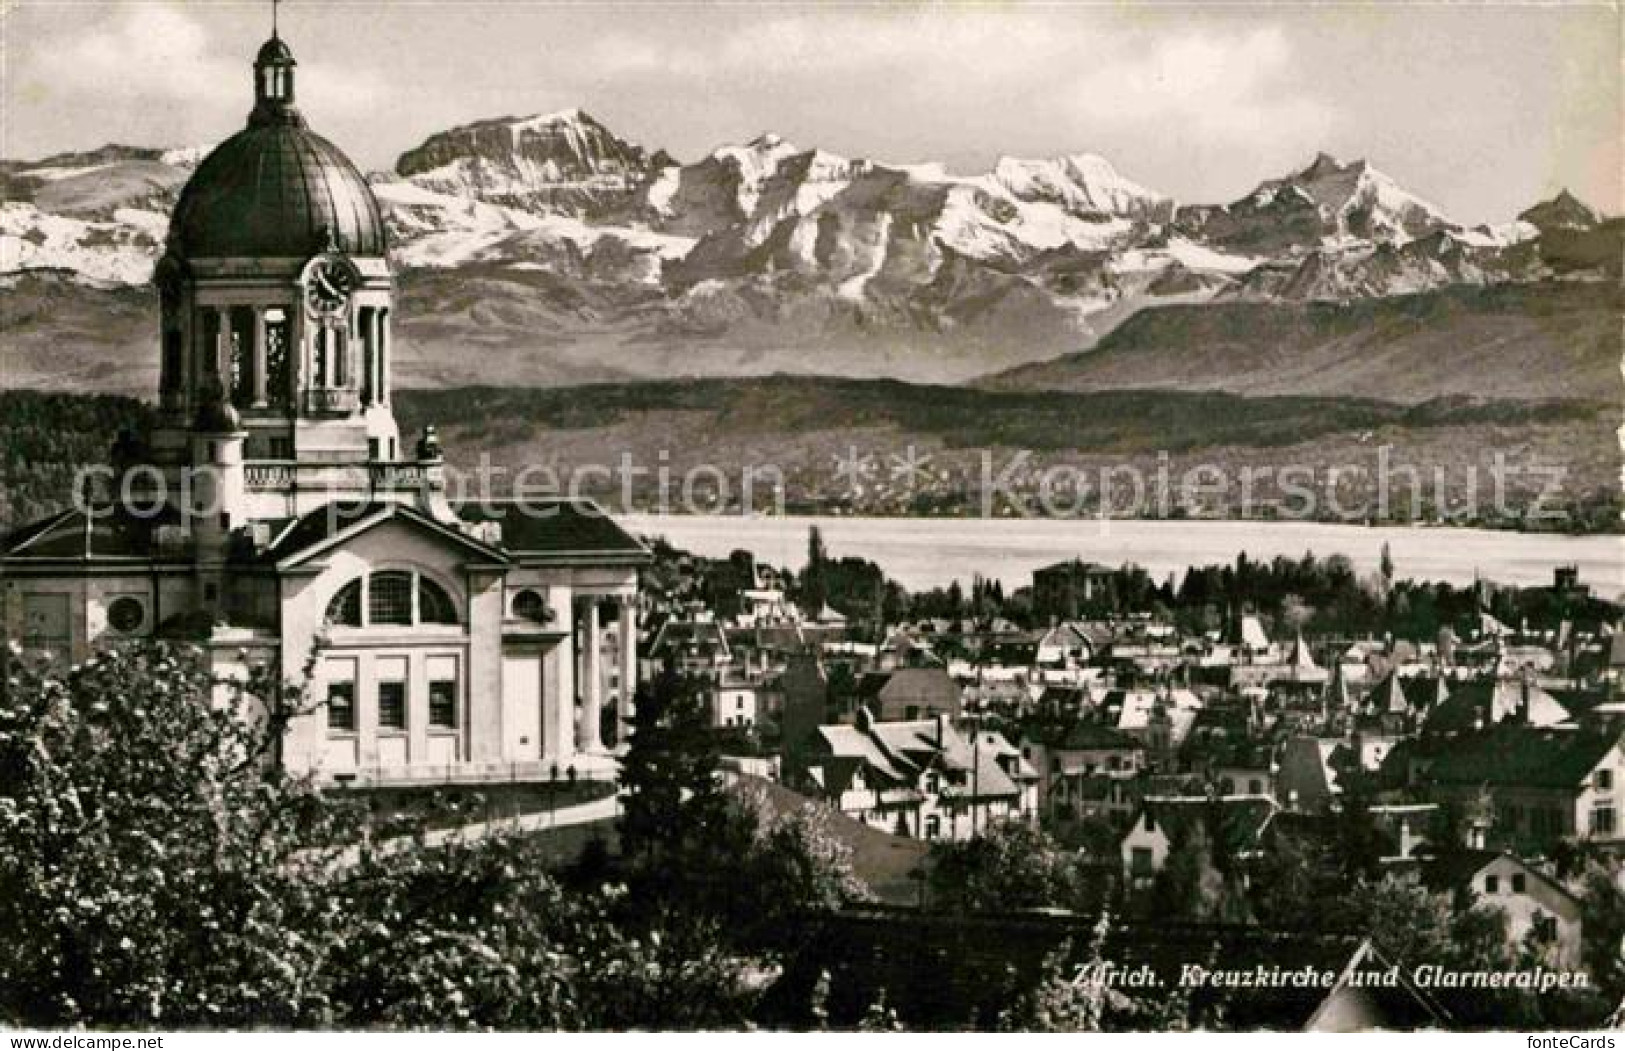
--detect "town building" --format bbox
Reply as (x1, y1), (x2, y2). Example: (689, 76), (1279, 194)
(1419, 851), (1585, 967)
(1424, 725), (1623, 850)
(790, 708), (1037, 840)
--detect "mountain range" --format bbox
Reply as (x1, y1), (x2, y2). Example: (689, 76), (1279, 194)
(1, 109), (1618, 394)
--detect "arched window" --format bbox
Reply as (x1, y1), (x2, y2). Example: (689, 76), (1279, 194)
(325, 571), (461, 628)
(419, 576), (458, 624)
(325, 580), (362, 626)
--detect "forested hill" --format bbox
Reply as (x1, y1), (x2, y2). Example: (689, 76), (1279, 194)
(3, 385), (1617, 534)
(0, 392), (154, 528)
(982, 282), (1619, 403)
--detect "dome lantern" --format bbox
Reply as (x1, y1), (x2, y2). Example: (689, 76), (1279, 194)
(251, 32), (298, 127)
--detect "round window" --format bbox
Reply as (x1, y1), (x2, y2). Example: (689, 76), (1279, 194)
(107, 596), (146, 634)
(512, 589), (551, 624)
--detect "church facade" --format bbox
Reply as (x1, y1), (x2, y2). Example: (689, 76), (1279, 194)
(1, 31), (648, 782)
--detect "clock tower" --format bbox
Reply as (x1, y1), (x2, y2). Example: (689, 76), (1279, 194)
(147, 28), (407, 523)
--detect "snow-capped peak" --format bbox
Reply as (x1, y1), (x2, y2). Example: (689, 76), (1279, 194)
(1517, 189), (1601, 234)
(989, 152), (1171, 222)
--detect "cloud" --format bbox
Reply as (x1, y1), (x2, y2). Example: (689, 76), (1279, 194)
(28, 2), (387, 125)
(1069, 28), (1333, 146)
(577, 12), (1334, 165)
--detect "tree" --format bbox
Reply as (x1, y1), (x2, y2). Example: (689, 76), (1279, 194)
(617, 662), (733, 874)
(801, 526), (829, 618)
(929, 821), (1090, 914)
(0, 643), (344, 1026)
(0, 643), (769, 1029)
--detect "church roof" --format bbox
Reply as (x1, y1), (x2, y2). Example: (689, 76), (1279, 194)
(1, 505), (184, 563)
(454, 499), (650, 562)
(169, 122), (387, 259)
(264, 500), (509, 567)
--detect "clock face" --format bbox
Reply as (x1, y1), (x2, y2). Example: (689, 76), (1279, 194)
(305, 257), (356, 315)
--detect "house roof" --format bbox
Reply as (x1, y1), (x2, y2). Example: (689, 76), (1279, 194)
(856, 667), (959, 707)
(1030, 720), (1145, 752)
(1418, 850), (1581, 906)
(1427, 726), (1618, 790)
(1422, 679), (1571, 735)
(649, 618), (731, 660)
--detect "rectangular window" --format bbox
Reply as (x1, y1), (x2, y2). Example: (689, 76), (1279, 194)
(1484, 875), (1499, 894)
(327, 681), (356, 732)
(378, 681), (407, 730)
(925, 815), (941, 840)
(1593, 806), (1617, 835)
(1131, 847), (1154, 875)
(369, 572), (414, 625)
(428, 655), (458, 729)
(269, 437), (293, 460)
(1511, 874), (1527, 894)
(21, 593), (70, 650)
(1599, 769), (1614, 792)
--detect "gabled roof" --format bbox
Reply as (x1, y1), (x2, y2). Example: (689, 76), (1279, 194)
(649, 618), (731, 660)
(1422, 679), (1571, 735)
(1427, 726), (1618, 790)
(1418, 850), (1581, 906)
(264, 499), (509, 568)
(856, 667), (959, 706)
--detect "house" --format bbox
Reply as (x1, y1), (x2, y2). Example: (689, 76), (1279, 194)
(855, 666), (962, 721)
(1424, 726), (1624, 850)
(1419, 850), (1585, 967)
(1102, 687), (1202, 765)
(1034, 622), (1092, 666)
(646, 614), (732, 677)
(792, 708), (1037, 840)
(1021, 721), (1147, 816)
(711, 676), (764, 729)
(1031, 559), (1116, 619)
(0, 32), (650, 785)
(1120, 795), (1278, 886)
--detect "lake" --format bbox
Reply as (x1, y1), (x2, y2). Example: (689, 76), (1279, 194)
(619, 514), (1625, 596)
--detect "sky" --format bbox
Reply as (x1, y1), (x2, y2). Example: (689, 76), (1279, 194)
(2, 1), (1618, 225)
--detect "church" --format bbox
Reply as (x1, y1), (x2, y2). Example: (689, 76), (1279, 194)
(1, 28), (648, 782)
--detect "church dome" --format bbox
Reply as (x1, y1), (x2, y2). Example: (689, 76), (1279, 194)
(166, 34), (387, 260)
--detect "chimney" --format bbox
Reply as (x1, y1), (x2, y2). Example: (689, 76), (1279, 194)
(1398, 818), (1416, 859)
(935, 711), (948, 749)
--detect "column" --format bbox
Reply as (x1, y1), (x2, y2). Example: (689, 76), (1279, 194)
(359, 307), (374, 405)
(252, 307), (268, 407)
(199, 307), (219, 378)
(373, 308), (386, 402)
(379, 308), (390, 403)
(213, 307), (229, 379)
(578, 599), (604, 753)
(617, 598), (637, 741)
